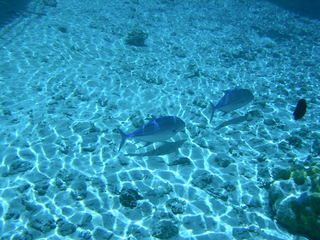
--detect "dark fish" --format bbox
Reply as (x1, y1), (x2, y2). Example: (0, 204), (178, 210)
(125, 140), (186, 157)
(210, 88), (254, 122)
(293, 99), (307, 120)
(118, 116), (185, 151)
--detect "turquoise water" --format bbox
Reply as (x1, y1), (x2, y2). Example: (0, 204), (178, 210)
(0, 0), (320, 239)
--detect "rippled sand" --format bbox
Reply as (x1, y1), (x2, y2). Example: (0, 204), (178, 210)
(0, 0), (320, 239)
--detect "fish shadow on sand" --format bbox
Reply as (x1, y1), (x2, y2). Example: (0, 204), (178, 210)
(215, 111), (260, 130)
(215, 115), (248, 130)
(125, 139), (186, 157)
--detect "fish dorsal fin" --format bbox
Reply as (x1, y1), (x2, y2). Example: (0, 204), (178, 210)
(224, 89), (233, 94)
(145, 115), (157, 121)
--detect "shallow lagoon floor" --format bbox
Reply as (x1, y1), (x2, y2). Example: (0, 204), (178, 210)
(0, 0), (320, 239)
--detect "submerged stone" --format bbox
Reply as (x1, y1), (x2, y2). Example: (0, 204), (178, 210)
(43, 0), (57, 7)
(29, 213), (56, 233)
(3, 160), (33, 176)
(166, 198), (186, 214)
(125, 29), (148, 47)
(57, 218), (76, 236)
(119, 188), (143, 208)
(274, 192), (320, 240)
(151, 220), (179, 239)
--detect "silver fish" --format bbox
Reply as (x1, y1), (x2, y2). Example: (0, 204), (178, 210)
(118, 116), (185, 151)
(210, 88), (253, 122)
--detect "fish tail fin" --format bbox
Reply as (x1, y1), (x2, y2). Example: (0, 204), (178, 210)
(117, 128), (127, 152)
(209, 102), (215, 122)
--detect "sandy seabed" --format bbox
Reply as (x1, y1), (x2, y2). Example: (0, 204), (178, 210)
(0, 0), (320, 239)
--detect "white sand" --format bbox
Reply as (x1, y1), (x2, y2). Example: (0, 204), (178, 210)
(0, 0), (319, 239)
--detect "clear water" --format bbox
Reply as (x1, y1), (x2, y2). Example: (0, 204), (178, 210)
(0, 0), (319, 239)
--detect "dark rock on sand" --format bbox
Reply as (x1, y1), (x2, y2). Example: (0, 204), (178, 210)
(119, 188), (143, 208)
(29, 212), (56, 233)
(166, 198), (186, 214)
(125, 29), (148, 47)
(3, 160), (33, 176)
(57, 218), (76, 236)
(151, 220), (179, 239)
